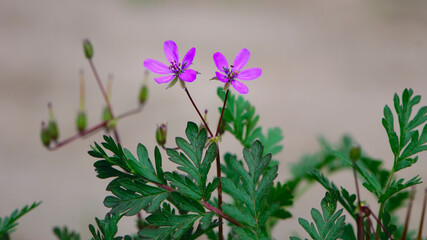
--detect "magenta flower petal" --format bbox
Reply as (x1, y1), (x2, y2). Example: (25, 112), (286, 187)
(213, 52), (229, 73)
(182, 47), (196, 69)
(215, 72), (228, 83)
(164, 40), (179, 63)
(154, 75), (175, 84)
(232, 49), (250, 72)
(236, 68), (262, 80)
(144, 59), (172, 74)
(179, 69), (197, 82)
(232, 80), (249, 94)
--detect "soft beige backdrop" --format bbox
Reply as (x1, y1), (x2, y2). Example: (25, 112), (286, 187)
(1, 0), (427, 239)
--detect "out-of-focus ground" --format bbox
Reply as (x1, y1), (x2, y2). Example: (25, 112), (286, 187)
(1, 0), (427, 239)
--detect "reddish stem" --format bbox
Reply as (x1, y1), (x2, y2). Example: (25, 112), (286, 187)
(88, 59), (121, 143)
(201, 201), (242, 227)
(402, 187), (416, 240)
(184, 88), (214, 137)
(417, 188), (427, 240)
(47, 121), (108, 151)
(215, 89), (229, 137)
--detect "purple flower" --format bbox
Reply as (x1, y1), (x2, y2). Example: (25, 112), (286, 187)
(213, 49), (262, 94)
(143, 41), (197, 88)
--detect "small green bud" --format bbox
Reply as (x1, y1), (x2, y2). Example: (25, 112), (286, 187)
(139, 84), (148, 105)
(48, 120), (59, 141)
(83, 39), (94, 59)
(102, 106), (112, 122)
(76, 111), (87, 132)
(350, 146), (361, 162)
(40, 122), (51, 147)
(156, 123), (167, 146)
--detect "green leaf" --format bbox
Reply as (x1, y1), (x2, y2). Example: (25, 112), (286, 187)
(378, 176), (422, 203)
(0, 201), (41, 235)
(145, 210), (200, 240)
(105, 179), (168, 215)
(88, 214), (121, 240)
(293, 192), (346, 240)
(165, 172), (202, 200)
(125, 148), (161, 184)
(53, 226), (80, 240)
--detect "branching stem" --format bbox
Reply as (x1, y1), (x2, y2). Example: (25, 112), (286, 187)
(88, 59), (121, 143)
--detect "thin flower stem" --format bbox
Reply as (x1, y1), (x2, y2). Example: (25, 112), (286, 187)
(47, 121), (108, 151)
(366, 216), (378, 240)
(88, 59), (121, 143)
(216, 89), (229, 137)
(352, 161), (364, 239)
(401, 187), (416, 240)
(116, 105), (144, 120)
(216, 149), (224, 240)
(184, 87), (214, 137)
(367, 207), (394, 240)
(417, 188), (427, 240)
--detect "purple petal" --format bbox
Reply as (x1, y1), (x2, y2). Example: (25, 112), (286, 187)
(236, 68), (262, 80)
(232, 49), (250, 71)
(164, 40), (179, 63)
(154, 75), (175, 84)
(144, 59), (172, 74)
(179, 69), (197, 82)
(213, 52), (229, 73)
(215, 72), (228, 83)
(182, 47), (196, 70)
(232, 80), (249, 94)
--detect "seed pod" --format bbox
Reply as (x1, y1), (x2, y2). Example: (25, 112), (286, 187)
(156, 123), (167, 146)
(83, 39), (94, 59)
(139, 84), (148, 105)
(76, 111), (87, 133)
(40, 122), (51, 147)
(48, 120), (59, 141)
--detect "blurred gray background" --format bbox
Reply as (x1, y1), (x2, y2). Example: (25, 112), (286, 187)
(1, 0), (427, 239)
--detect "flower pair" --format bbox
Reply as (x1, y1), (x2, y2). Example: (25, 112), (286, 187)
(143, 41), (262, 94)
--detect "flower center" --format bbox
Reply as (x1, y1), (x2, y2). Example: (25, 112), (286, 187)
(223, 65), (238, 82)
(169, 60), (182, 75)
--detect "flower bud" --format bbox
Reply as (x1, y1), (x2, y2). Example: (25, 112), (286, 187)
(76, 111), (87, 133)
(48, 120), (59, 141)
(40, 122), (51, 147)
(83, 39), (94, 59)
(102, 106), (112, 122)
(350, 146), (361, 163)
(156, 123), (167, 146)
(139, 84), (148, 105)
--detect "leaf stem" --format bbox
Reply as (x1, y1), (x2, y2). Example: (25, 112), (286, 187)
(88, 59), (121, 143)
(184, 87), (214, 137)
(353, 162), (364, 239)
(201, 201), (242, 227)
(376, 160), (396, 234)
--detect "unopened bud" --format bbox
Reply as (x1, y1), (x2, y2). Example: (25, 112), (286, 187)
(40, 122), (51, 147)
(76, 111), (87, 132)
(156, 123), (167, 146)
(48, 120), (59, 141)
(83, 39), (94, 59)
(102, 106), (112, 131)
(139, 84), (148, 105)
(350, 146), (361, 163)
